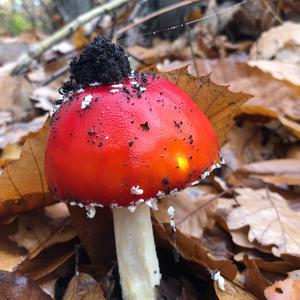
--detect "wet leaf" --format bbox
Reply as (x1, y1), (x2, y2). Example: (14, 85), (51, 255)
(0, 119), (54, 219)
(227, 188), (300, 257)
(143, 65), (251, 146)
(0, 270), (52, 300)
(63, 272), (105, 300)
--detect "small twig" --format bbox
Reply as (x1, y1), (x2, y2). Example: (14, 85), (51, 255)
(11, 0), (131, 75)
(186, 26), (200, 78)
(260, 0), (283, 24)
(41, 64), (69, 86)
(113, 0), (200, 42)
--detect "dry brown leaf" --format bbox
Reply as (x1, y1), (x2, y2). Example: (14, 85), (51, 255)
(163, 60), (300, 137)
(9, 211), (76, 259)
(72, 27), (90, 49)
(63, 273), (106, 300)
(248, 60), (300, 86)
(234, 251), (297, 274)
(0, 220), (27, 271)
(0, 115), (48, 149)
(18, 241), (75, 281)
(250, 22), (300, 64)
(143, 65), (251, 146)
(236, 159), (300, 186)
(0, 76), (33, 119)
(31, 87), (58, 112)
(221, 121), (281, 172)
(128, 39), (190, 66)
(68, 205), (115, 270)
(1, 143), (22, 162)
(243, 255), (271, 299)
(0, 120), (54, 219)
(227, 188), (300, 257)
(264, 278), (300, 300)
(0, 270), (52, 300)
(155, 223), (237, 281)
(213, 278), (257, 300)
(154, 188), (217, 239)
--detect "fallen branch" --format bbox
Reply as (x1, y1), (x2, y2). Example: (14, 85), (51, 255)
(11, 0), (131, 75)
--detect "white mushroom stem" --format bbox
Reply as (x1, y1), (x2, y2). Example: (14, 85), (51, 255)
(112, 204), (161, 300)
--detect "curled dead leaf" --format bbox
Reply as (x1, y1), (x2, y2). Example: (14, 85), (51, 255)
(0, 119), (54, 219)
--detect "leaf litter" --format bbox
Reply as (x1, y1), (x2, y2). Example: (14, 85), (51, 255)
(0, 1), (300, 299)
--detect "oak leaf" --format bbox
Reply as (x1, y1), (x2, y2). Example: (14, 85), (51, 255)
(227, 188), (300, 257)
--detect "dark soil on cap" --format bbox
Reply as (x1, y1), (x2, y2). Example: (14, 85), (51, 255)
(61, 36), (131, 94)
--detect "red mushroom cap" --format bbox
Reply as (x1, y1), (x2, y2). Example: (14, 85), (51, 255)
(45, 74), (220, 207)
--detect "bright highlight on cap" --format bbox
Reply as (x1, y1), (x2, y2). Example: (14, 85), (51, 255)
(177, 155), (189, 171)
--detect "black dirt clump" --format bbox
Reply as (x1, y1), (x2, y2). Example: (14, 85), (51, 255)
(61, 36), (131, 94)
(140, 122), (150, 131)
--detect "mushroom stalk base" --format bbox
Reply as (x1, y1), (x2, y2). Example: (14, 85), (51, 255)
(112, 204), (161, 300)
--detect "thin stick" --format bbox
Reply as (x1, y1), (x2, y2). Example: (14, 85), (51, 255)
(260, 0), (282, 24)
(41, 64), (69, 86)
(113, 0), (200, 41)
(12, 0), (131, 75)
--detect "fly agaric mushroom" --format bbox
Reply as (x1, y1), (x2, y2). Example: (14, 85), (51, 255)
(45, 36), (222, 300)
